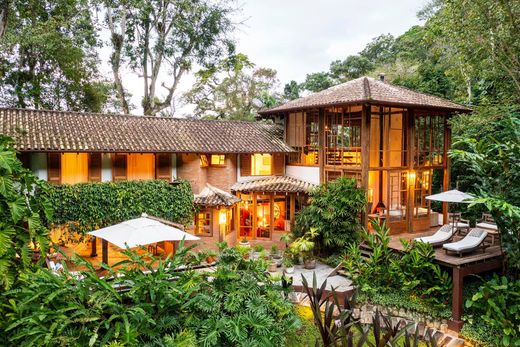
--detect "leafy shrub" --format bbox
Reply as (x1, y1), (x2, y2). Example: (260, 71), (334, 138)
(294, 177), (366, 255)
(43, 179), (194, 236)
(343, 220), (451, 307)
(466, 275), (520, 346)
(0, 136), (52, 289)
(1, 245), (300, 346)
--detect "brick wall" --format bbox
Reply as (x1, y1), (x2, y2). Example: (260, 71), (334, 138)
(206, 155), (237, 192)
(176, 154), (207, 194)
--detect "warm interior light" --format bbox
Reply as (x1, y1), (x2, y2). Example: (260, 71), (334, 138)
(408, 171), (416, 186)
(367, 188), (374, 203)
(219, 210), (227, 225)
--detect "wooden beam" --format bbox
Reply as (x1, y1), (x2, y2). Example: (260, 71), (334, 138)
(289, 194), (296, 226)
(406, 109), (415, 233)
(361, 104), (371, 228)
(90, 236), (97, 257)
(448, 267), (464, 332)
(443, 118), (452, 223)
(102, 239), (108, 265)
(318, 108), (325, 183)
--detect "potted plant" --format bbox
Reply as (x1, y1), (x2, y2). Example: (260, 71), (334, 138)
(216, 241), (228, 252)
(267, 260), (278, 272)
(259, 249), (270, 261)
(290, 228), (318, 269)
(204, 249), (218, 264)
(270, 245), (282, 267)
(236, 244), (250, 260)
(239, 236), (250, 247)
(252, 244), (264, 259)
(283, 256), (294, 274)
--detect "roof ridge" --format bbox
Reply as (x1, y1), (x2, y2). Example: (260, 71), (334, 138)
(0, 107), (271, 126)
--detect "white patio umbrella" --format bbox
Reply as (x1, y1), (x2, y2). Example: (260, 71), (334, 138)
(88, 213), (199, 263)
(426, 189), (474, 227)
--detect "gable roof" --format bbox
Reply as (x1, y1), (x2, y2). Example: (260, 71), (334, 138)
(0, 108), (294, 153)
(259, 76), (470, 114)
(194, 184), (241, 207)
(231, 176), (316, 194)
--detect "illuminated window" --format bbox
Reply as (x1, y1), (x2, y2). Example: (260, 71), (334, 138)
(200, 155), (209, 167)
(210, 154), (226, 166)
(195, 210), (212, 236)
(251, 154), (272, 175)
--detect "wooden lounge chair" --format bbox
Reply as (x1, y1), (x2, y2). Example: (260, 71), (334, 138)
(443, 228), (488, 257)
(414, 224), (456, 247)
(476, 213), (499, 245)
(449, 212), (470, 234)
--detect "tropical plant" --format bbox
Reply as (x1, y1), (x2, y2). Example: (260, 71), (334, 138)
(293, 177), (367, 255)
(466, 275), (520, 346)
(290, 228), (318, 262)
(0, 136), (52, 289)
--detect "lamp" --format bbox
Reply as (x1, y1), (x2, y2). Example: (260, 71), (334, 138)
(367, 188), (374, 203)
(408, 171), (416, 186)
(219, 210), (227, 225)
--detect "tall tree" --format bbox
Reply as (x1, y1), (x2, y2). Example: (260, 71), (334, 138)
(301, 72), (334, 93)
(103, 0), (237, 116)
(283, 80), (300, 101)
(329, 55), (374, 82)
(183, 53), (279, 120)
(359, 33), (396, 65)
(0, 0), (109, 111)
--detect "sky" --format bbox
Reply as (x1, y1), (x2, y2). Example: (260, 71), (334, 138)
(103, 0), (429, 115)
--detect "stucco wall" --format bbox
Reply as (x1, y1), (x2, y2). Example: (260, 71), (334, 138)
(285, 165), (320, 185)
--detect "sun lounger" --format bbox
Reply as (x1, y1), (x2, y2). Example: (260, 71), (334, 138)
(443, 228), (488, 257)
(414, 224), (456, 247)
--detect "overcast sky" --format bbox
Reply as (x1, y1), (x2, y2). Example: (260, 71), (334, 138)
(105, 0), (428, 115)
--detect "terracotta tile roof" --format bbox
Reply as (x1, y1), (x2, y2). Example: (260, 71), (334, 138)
(230, 176), (316, 194)
(259, 76), (470, 114)
(0, 108), (294, 153)
(194, 184), (241, 207)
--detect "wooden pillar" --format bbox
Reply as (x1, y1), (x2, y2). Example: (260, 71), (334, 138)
(90, 236), (97, 257)
(406, 109), (415, 233)
(361, 103), (371, 228)
(289, 194), (296, 226)
(318, 108), (326, 184)
(269, 194), (275, 239)
(448, 267), (464, 332)
(443, 119), (452, 224)
(102, 239), (108, 265)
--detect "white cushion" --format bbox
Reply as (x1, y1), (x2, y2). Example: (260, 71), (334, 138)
(443, 229), (488, 252)
(476, 222), (498, 231)
(415, 225), (454, 245)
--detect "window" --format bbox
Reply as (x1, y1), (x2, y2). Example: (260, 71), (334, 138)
(47, 153), (61, 184)
(195, 210), (212, 236)
(414, 115), (445, 167)
(113, 154), (127, 181)
(251, 154), (272, 175)
(239, 194), (253, 238)
(200, 155), (209, 167)
(256, 195), (271, 239)
(325, 107), (361, 167)
(286, 111), (319, 165)
(155, 153), (172, 181)
(88, 153), (102, 182)
(210, 154), (225, 166)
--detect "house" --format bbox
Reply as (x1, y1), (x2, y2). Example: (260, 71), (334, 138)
(0, 108), (313, 250)
(259, 76), (471, 233)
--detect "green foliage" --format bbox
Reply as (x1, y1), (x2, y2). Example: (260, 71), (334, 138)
(283, 80), (300, 101)
(300, 72), (334, 93)
(343, 220), (451, 307)
(184, 53), (280, 120)
(1, 244), (301, 346)
(44, 180), (194, 238)
(0, 0), (110, 111)
(450, 109), (520, 273)
(466, 275), (520, 346)
(0, 136), (52, 289)
(294, 177), (366, 255)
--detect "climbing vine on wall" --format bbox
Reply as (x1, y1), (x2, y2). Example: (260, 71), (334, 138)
(43, 180), (194, 235)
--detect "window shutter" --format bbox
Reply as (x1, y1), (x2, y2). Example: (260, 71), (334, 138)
(240, 154), (251, 176)
(47, 153), (61, 184)
(272, 153), (285, 176)
(113, 154), (127, 181)
(155, 153), (172, 181)
(88, 153), (102, 182)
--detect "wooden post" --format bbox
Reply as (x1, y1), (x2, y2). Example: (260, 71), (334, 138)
(289, 194), (296, 227)
(448, 267), (464, 332)
(443, 119), (452, 224)
(406, 109), (415, 233)
(361, 104), (371, 228)
(318, 108), (326, 183)
(90, 236), (97, 257)
(102, 239), (108, 265)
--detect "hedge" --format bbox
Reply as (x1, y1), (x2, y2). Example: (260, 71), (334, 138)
(43, 180), (194, 234)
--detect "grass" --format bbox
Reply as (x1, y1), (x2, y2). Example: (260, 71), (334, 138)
(286, 305), (320, 347)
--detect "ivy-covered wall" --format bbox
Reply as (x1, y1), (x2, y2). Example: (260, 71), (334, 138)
(43, 180), (194, 234)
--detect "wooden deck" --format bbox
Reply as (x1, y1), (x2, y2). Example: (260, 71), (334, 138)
(388, 230), (504, 268)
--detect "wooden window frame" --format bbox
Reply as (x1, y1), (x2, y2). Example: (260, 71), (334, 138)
(210, 154), (226, 167)
(195, 210), (212, 237)
(47, 153), (61, 184)
(155, 153), (172, 181)
(88, 153), (102, 182)
(112, 153), (128, 181)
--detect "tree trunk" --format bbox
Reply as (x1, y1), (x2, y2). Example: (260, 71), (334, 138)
(0, 0), (9, 40)
(107, 7), (129, 114)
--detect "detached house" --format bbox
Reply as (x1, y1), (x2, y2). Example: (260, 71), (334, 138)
(0, 76), (470, 250)
(0, 108), (313, 249)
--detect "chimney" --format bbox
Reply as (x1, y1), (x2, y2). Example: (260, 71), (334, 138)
(379, 73), (385, 81)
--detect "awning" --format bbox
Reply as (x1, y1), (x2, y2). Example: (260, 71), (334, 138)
(194, 183), (241, 207)
(87, 213), (199, 249)
(231, 176), (316, 194)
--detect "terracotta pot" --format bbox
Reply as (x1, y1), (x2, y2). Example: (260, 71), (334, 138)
(206, 256), (216, 264)
(268, 262), (278, 272)
(304, 259), (316, 269)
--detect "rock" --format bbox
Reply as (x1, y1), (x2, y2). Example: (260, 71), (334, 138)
(446, 338), (465, 347)
(440, 323), (448, 333)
